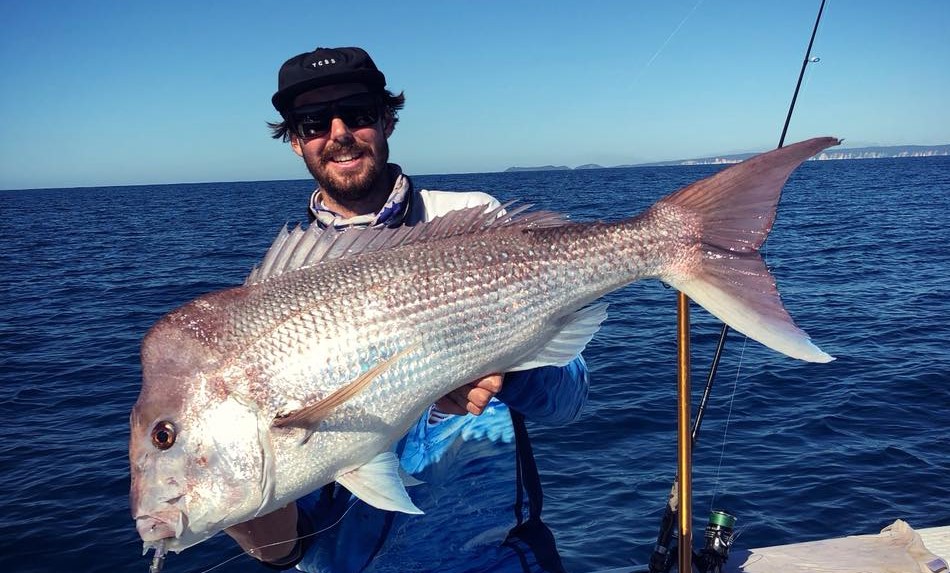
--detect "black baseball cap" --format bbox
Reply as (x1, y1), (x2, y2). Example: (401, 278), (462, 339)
(272, 46), (387, 115)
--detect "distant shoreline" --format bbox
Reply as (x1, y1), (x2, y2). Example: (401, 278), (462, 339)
(505, 144), (950, 172)
(5, 145), (948, 193)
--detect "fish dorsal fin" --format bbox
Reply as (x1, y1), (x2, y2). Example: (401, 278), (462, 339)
(509, 303), (609, 371)
(336, 452), (424, 514)
(272, 345), (416, 434)
(245, 202), (567, 284)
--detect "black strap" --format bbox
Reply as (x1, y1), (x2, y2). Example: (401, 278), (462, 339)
(505, 409), (567, 573)
(510, 409), (543, 522)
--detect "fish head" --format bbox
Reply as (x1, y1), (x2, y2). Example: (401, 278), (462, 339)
(129, 310), (273, 554)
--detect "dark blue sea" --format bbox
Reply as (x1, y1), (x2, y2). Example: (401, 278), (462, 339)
(1, 157), (948, 573)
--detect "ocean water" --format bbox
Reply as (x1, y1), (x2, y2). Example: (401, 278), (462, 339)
(1, 156), (948, 573)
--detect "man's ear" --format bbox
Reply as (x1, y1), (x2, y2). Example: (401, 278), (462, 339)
(383, 112), (395, 138)
(290, 135), (304, 157)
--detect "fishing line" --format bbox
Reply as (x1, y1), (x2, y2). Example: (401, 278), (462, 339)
(704, 0), (828, 506)
(632, 0), (705, 83)
(708, 335), (747, 511)
(193, 499), (359, 573)
(800, 58), (820, 98)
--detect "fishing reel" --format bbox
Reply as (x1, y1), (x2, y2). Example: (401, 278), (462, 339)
(695, 510), (736, 573)
(647, 510), (736, 573)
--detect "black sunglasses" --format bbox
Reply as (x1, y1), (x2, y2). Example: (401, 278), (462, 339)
(291, 94), (382, 139)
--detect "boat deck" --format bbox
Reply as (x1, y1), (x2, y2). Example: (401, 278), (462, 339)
(592, 521), (949, 573)
(721, 521), (949, 573)
(922, 526), (950, 565)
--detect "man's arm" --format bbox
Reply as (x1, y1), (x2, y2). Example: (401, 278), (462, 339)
(224, 503), (300, 567)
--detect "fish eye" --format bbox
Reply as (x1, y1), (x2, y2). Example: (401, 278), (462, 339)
(151, 421), (177, 450)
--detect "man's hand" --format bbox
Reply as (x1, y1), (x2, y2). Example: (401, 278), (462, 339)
(224, 503), (298, 563)
(435, 374), (503, 416)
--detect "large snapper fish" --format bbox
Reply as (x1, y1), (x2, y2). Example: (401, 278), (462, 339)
(130, 137), (839, 556)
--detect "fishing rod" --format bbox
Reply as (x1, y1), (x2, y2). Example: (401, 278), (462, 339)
(646, 2), (827, 571)
(779, 0), (827, 149)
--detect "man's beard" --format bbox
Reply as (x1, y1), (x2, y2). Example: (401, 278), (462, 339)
(304, 139), (390, 204)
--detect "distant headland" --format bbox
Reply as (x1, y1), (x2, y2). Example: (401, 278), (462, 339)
(505, 144), (950, 172)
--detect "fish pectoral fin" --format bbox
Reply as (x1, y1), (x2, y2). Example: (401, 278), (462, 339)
(273, 345), (417, 430)
(336, 452), (425, 514)
(508, 303), (609, 371)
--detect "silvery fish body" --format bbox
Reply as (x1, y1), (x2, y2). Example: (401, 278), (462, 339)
(130, 138), (839, 555)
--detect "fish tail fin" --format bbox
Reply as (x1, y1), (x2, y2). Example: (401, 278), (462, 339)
(660, 137), (840, 363)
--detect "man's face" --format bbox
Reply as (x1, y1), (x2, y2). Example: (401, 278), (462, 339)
(289, 85), (393, 204)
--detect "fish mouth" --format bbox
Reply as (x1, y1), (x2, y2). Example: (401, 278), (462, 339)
(135, 512), (184, 545)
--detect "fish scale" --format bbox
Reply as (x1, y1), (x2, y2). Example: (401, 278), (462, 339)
(223, 217), (702, 495)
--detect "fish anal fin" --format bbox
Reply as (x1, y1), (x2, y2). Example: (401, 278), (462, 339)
(509, 303), (608, 371)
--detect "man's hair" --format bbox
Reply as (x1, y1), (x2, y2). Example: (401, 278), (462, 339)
(267, 89), (406, 142)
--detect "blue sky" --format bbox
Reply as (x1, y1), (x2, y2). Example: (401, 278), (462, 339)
(1, 0), (947, 190)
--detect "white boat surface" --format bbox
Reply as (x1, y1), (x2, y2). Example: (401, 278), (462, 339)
(722, 520), (948, 573)
(591, 520), (949, 573)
